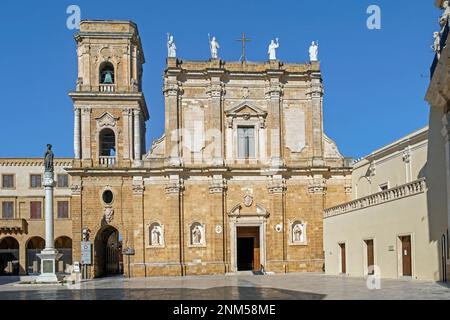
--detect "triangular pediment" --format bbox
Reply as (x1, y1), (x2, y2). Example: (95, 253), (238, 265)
(225, 101), (267, 118)
(96, 112), (119, 128)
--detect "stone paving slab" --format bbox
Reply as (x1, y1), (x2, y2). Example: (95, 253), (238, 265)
(0, 273), (448, 300)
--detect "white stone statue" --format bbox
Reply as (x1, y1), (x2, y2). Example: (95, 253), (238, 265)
(268, 38), (279, 60)
(440, 1), (450, 28)
(209, 35), (220, 59)
(432, 32), (441, 58)
(309, 41), (319, 62)
(151, 225), (163, 246)
(192, 225), (203, 245)
(293, 223), (304, 243)
(167, 33), (177, 58)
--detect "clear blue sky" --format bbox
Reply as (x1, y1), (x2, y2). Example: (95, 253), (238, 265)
(0, 0), (440, 158)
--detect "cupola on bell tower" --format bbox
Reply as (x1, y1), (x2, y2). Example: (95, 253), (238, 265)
(69, 20), (149, 168)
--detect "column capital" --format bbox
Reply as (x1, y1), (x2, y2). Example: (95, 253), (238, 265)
(267, 176), (286, 194)
(163, 82), (181, 97)
(209, 176), (227, 194)
(81, 107), (92, 114)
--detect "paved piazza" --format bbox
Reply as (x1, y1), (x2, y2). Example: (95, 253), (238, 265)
(0, 273), (449, 300)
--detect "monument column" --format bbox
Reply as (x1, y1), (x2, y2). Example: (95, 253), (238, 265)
(37, 144), (61, 283)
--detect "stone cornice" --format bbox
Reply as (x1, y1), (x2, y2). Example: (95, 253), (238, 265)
(0, 158), (73, 167)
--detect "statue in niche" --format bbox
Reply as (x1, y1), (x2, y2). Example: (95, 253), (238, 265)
(192, 225), (203, 245)
(151, 225), (163, 246)
(293, 223), (304, 243)
(44, 144), (54, 173)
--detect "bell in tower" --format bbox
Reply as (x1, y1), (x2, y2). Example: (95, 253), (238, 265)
(101, 69), (114, 84)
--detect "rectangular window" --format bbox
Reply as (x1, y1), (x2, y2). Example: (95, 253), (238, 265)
(30, 175), (42, 188)
(237, 126), (256, 159)
(2, 175), (14, 188)
(30, 201), (42, 220)
(57, 174), (69, 188)
(2, 202), (14, 219)
(57, 201), (69, 219)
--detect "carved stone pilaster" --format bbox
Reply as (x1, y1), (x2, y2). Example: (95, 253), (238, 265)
(71, 183), (83, 196)
(165, 178), (184, 194)
(267, 177), (286, 194)
(402, 149), (411, 163)
(442, 112), (450, 141)
(344, 184), (352, 194)
(306, 84), (324, 99)
(206, 83), (224, 98)
(265, 83), (283, 99)
(209, 176), (227, 194)
(133, 184), (145, 195)
(308, 178), (327, 194)
(163, 81), (181, 97)
(368, 161), (376, 177)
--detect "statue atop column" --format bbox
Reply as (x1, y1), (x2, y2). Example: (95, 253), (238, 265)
(209, 34), (220, 59)
(268, 38), (279, 60)
(167, 33), (177, 58)
(44, 144), (54, 173)
(309, 41), (319, 62)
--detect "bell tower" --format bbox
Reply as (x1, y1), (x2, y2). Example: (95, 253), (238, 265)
(69, 20), (149, 168)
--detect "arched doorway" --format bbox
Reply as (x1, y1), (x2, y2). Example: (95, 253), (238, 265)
(26, 237), (44, 275)
(0, 237), (19, 276)
(94, 226), (123, 278)
(55, 237), (73, 273)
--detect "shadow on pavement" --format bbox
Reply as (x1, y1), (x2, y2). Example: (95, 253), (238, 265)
(0, 286), (326, 300)
(0, 276), (21, 286)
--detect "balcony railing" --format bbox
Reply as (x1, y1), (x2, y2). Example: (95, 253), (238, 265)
(99, 156), (117, 168)
(324, 178), (426, 218)
(99, 84), (116, 93)
(431, 18), (449, 79)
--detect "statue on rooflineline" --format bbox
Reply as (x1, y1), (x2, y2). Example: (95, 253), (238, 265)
(44, 144), (54, 173)
(167, 33), (177, 58)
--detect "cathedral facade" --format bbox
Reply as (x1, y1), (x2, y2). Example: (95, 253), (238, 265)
(0, 20), (351, 278)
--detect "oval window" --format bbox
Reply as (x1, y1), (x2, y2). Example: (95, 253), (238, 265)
(102, 190), (114, 205)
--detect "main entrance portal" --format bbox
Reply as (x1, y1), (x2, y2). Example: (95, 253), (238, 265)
(236, 227), (260, 272)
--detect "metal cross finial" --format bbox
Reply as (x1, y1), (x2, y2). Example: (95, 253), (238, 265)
(236, 32), (252, 63)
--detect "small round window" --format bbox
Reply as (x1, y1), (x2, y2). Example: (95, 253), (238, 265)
(102, 190), (114, 205)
